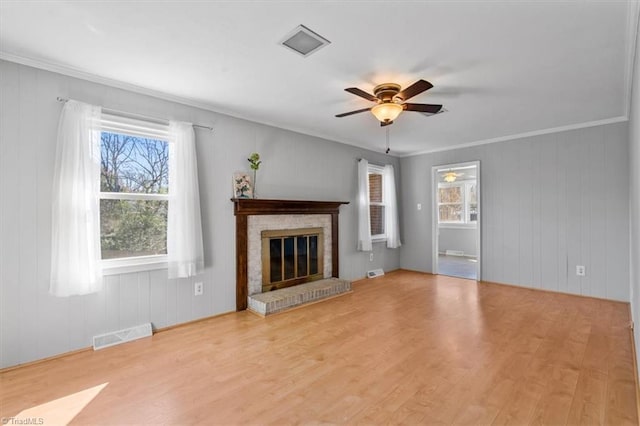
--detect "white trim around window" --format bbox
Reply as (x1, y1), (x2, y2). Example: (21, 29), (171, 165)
(102, 255), (168, 275)
(98, 114), (171, 273)
(367, 164), (387, 241)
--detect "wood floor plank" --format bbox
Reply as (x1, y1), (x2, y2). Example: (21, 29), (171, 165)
(567, 368), (608, 425)
(0, 270), (637, 425)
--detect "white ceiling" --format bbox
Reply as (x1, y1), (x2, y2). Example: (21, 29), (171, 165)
(0, 1), (637, 156)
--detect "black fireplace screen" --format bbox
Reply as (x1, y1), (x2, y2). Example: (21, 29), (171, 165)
(261, 228), (323, 292)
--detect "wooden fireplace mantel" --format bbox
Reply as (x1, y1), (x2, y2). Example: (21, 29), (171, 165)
(231, 198), (349, 311)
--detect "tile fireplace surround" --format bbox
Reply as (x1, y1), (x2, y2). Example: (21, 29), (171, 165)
(231, 199), (349, 311)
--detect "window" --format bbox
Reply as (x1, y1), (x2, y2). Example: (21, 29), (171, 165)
(51, 101), (202, 291)
(368, 164), (386, 239)
(99, 114), (171, 266)
(438, 181), (477, 226)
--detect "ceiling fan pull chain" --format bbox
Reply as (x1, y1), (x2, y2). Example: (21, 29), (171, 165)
(386, 127), (390, 154)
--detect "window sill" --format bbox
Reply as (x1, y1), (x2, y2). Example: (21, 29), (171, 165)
(372, 236), (387, 243)
(102, 255), (168, 276)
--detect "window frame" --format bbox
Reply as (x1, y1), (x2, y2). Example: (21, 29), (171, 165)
(368, 164), (387, 242)
(98, 113), (172, 275)
(437, 180), (478, 229)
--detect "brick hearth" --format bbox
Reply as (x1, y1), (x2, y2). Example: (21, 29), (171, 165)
(247, 278), (352, 316)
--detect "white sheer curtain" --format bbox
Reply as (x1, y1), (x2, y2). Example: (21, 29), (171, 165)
(383, 164), (402, 249)
(357, 159), (373, 251)
(167, 121), (204, 278)
(50, 100), (102, 297)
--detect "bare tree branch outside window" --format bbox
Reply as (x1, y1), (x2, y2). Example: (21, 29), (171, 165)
(100, 132), (169, 259)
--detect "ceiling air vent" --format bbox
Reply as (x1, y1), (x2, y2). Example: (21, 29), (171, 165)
(280, 25), (330, 57)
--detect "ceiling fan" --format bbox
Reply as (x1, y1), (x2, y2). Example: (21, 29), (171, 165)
(336, 79), (443, 126)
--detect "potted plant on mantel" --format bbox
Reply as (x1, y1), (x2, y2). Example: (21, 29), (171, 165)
(248, 152), (261, 199)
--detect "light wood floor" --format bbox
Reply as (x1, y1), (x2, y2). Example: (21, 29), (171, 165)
(1, 270), (638, 425)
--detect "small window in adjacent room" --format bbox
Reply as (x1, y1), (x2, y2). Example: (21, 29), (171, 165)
(99, 114), (170, 266)
(438, 181), (477, 226)
(368, 164), (386, 239)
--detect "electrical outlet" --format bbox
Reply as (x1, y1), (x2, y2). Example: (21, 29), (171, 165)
(194, 282), (203, 296)
(417, 203), (422, 210)
(576, 265), (586, 277)
(369, 253), (374, 262)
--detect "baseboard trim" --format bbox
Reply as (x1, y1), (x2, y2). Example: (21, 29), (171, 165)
(0, 311), (236, 374)
(628, 304), (640, 423)
(398, 268), (628, 304)
(479, 278), (629, 305)
(352, 268), (403, 285)
(0, 346), (92, 374)
(152, 310), (236, 333)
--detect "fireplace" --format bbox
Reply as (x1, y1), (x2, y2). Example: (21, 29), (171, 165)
(261, 227), (324, 292)
(232, 199), (349, 310)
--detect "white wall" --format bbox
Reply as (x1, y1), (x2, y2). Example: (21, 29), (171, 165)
(0, 60), (401, 368)
(628, 11), (640, 376)
(400, 123), (630, 301)
(438, 227), (477, 257)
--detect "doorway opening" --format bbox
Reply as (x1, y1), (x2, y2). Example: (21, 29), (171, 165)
(432, 161), (481, 280)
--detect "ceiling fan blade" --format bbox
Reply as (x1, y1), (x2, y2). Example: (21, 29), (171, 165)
(397, 80), (433, 101)
(335, 107), (371, 118)
(380, 120), (393, 127)
(403, 103), (443, 114)
(345, 87), (378, 102)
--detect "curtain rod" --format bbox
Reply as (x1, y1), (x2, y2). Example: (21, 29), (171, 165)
(56, 97), (213, 132)
(357, 158), (386, 167)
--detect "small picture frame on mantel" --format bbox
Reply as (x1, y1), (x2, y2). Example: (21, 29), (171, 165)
(233, 172), (253, 198)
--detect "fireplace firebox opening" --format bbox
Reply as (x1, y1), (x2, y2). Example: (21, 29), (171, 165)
(261, 227), (324, 292)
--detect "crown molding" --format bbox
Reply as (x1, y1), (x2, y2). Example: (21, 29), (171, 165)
(0, 52), (402, 157)
(0, 52), (631, 160)
(624, 0), (640, 119)
(0, 51), (227, 114)
(400, 116), (629, 158)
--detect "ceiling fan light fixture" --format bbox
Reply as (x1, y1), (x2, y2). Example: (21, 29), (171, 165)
(443, 172), (457, 183)
(371, 103), (403, 123)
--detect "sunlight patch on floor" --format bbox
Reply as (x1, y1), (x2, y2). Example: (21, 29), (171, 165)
(10, 382), (107, 425)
